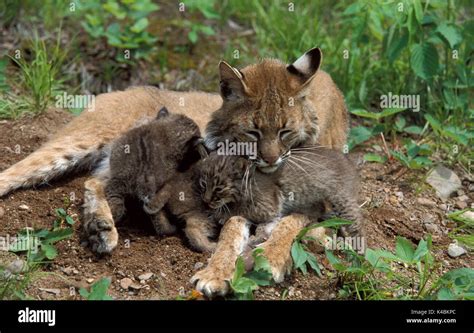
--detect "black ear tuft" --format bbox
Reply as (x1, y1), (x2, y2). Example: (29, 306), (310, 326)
(287, 47), (322, 84)
(157, 106), (169, 119)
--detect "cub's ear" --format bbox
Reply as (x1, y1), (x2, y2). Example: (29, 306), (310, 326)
(286, 47), (322, 85)
(157, 106), (169, 119)
(219, 61), (248, 102)
(193, 137), (209, 159)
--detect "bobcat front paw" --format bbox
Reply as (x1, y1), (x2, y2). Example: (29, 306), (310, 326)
(84, 216), (118, 254)
(190, 265), (233, 297)
(260, 243), (293, 283)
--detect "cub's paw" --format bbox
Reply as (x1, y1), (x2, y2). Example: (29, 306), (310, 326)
(84, 217), (118, 254)
(260, 243), (293, 284)
(190, 265), (233, 298)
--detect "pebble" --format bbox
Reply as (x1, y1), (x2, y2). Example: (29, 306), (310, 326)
(389, 195), (398, 205)
(160, 272), (167, 278)
(39, 288), (60, 296)
(422, 214), (437, 224)
(138, 272), (153, 281)
(120, 278), (133, 289)
(0, 206), (4, 218)
(469, 184), (474, 192)
(460, 211), (474, 221)
(457, 194), (469, 202)
(439, 204), (448, 211)
(417, 198), (436, 208)
(424, 223), (440, 235)
(62, 267), (73, 276)
(426, 165), (461, 200)
(7, 259), (25, 274)
(193, 262), (204, 270)
(288, 286), (295, 298)
(447, 242), (467, 258)
(395, 191), (404, 200)
(455, 201), (468, 209)
(18, 204), (30, 211)
(86, 278), (94, 284)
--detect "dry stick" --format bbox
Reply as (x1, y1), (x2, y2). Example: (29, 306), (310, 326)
(380, 132), (391, 159)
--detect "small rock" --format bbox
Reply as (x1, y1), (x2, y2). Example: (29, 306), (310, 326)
(86, 278), (94, 284)
(288, 286), (295, 298)
(7, 259), (25, 274)
(194, 262), (204, 270)
(0, 206), (4, 218)
(73, 269), (79, 275)
(395, 191), (404, 200)
(120, 278), (133, 289)
(18, 204), (30, 211)
(117, 270), (126, 277)
(455, 201), (468, 210)
(424, 223), (440, 235)
(160, 272), (167, 278)
(417, 197), (436, 208)
(457, 194), (469, 202)
(138, 272), (153, 281)
(426, 165), (462, 200)
(447, 242), (467, 258)
(389, 195), (398, 205)
(129, 283), (142, 290)
(422, 214), (437, 224)
(459, 211), (474, 221)
(439, 204), (448, 211)
(39, 288), (60, 296)
(62, 267), (73, 276)
(468, 184), (474, 192)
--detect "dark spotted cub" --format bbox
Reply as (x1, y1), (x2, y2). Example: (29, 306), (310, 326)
(198, 149), (365, 251)
(105, 107), (215, 252)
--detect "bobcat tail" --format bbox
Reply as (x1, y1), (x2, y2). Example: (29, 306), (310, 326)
(0, 136), (106, 197)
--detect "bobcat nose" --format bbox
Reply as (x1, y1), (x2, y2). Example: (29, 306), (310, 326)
(262, 154), (279, 165)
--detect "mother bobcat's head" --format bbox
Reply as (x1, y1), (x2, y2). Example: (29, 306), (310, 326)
(205, 47), (322, 173)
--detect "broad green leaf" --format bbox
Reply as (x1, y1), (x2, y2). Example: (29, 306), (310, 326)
(244, 270), (272, 286)
(231, 277), (258, 294)
(365, 248), (390, 272)
(387, 28), (408, 63)
(436, 23), (462, 48)
(130, 18), (149, 33)
(65, 216), (75, 225)
(42, 244), (58, 260)
(87, 277), (113, 300)
(291, 242), (307, 269)
(403, 125), (423, 135)
(188, 30), (198, 44)
(413, 239), (429, 261)
(43, 228), (74, 244)
(232, 256), (246, 282)
(56, 208), (66, 217)
(252, 248), (271, 273)
(395, 116), (406, 131)
(307, 253), (322, 276)
(364, 153), (387, 163)
(410, 43), (439, 80)
(350, 109), (379, 120)
(395, 237), (415, 263)
(413, 0), (423, 23)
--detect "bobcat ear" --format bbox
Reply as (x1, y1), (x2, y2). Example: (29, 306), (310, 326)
(219, 61), (248, 102)
(287, 47), (322, 85)
(193, 138), (209, 159)
(157, 106), (169, 119)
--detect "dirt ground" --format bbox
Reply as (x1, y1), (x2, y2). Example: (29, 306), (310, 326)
(0, 109), (472, 300)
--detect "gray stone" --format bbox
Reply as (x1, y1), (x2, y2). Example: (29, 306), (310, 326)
(447, 242), (467, 258)
(193, 262), (204, 270)
(39, 288), (60, 296)
(417, 197), (436, 208)
(18, 204), (30, 211)
(7, 259), (25, 274)
(120, 278), (133, 289)
(426, 165), (462, 200)
(138, 272), (153, 281)
(424, 223), (440, 234)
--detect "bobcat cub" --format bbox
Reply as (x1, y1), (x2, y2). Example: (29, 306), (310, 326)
(105, 107), (215, 252)
(199, 148), (365, 252)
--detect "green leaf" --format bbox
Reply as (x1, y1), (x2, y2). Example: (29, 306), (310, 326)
(42, 244), (58, 260)
(395, 237), (415, 263)
(350, 109), (379, 119)
(188, 30), (198, 44)
(291, 242), (308, 270)
(410, 43), (439, 80)
(244, 270), (272, 286)
(390, 150), (410, 167)
(87, 277), (113, 300)
(252, 248), (271, 273)
(348, 126), (375, 149)
(43, 228), (73, 244)
(395, 116), (406, 131)
(403, 125), (423, 135)
(307, 253), (322, 276)
(413, 238), (429, 262)
(413, 0), (423, 23)
(130, 18), (149, 33)
(55, 208), (67, 217)
(365, 248), (390, 272)
(436, 23), (462, 49)
(232, 256), (246, 282)
(231, 277), (258, 294)
(65, 216), (75, 225)
(364, 153), (387, 163)
(387, 29), (408, 63)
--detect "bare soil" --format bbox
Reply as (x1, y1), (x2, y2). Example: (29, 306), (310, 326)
(0, 109), (472, 300)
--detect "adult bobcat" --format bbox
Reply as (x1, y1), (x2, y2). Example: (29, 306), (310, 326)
(0, 47), (349, 296)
